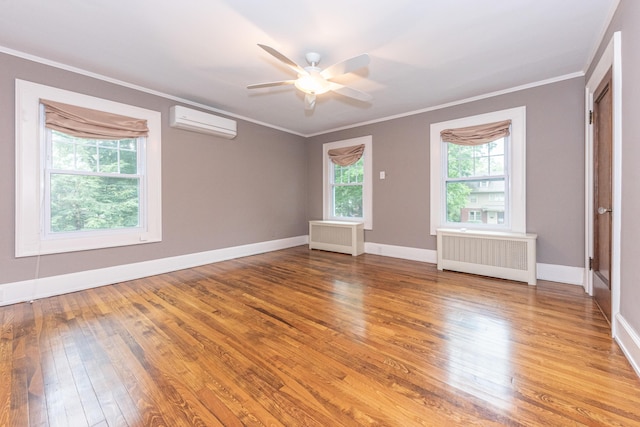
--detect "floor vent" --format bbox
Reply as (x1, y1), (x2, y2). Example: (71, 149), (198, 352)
(309, 221), (364, 256)
(436, 228), (537, 285)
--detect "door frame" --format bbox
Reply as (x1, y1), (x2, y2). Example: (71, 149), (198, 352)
(585, 31), (622, 336)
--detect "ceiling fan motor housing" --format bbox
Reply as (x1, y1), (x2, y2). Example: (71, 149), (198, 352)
(305, 52), (322, 66)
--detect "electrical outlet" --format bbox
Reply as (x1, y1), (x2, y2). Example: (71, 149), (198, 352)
(379, 171), (386, 179)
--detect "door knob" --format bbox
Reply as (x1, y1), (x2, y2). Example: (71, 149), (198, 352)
(597, 207), (612, 215)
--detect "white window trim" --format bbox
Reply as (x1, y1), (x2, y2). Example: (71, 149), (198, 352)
(430, 106), (526, 235)
(322, 135), (372, 230)
(15, 79), (162, 257)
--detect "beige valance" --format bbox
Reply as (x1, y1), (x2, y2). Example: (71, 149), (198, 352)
(327, 144), (365, 166)
(41, 99), (149, 140)
(440, 119), (511, 146)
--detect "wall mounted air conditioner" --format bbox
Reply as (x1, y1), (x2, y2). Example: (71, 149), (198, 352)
(169, 105), (237, 139)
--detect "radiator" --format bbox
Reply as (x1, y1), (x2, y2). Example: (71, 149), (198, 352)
(309, 220), (364, 256)
(436, 228), (537, 285)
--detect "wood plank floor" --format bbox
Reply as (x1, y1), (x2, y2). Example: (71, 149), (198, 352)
(2, 246), (640, 426)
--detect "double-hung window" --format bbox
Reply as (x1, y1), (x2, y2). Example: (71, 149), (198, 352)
(45, 130), (143, 234)
(444, 135), (507, 225)
(323, 136), (372, 229)
(332, 156), (365, 218)
(15, 80), (162, 257)
(430, 107), (526, 234)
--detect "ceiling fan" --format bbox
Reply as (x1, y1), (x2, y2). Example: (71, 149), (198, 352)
(247, 44), (372, 111)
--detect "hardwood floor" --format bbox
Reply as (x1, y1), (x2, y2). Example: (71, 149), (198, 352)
(2, 246), (639, 426)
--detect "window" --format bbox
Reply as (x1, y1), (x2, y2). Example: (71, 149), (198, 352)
(15, 79), (162, 257)
(468, 210), (482, 222)
(430, 107), (526, 234)
(332, 157), (364, 218)
(445, 138), (506, 224)
(46, 131), (142, 234)
(323, 136), (372, 229)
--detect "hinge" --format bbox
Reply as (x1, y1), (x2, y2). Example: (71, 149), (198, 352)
(589, 110), (593, 125)
(589, 257), (593, 271)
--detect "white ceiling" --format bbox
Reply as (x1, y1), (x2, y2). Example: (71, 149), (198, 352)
(0, 0), (617, 136)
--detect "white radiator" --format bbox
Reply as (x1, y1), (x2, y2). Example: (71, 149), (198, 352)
(436, 228), (537, 285)
(309, 220), (364, 256)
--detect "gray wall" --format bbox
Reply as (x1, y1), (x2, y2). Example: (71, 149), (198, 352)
(0, 53), (308, 284)
(587, 0), (640, 335)
(308, 77), (586, 267)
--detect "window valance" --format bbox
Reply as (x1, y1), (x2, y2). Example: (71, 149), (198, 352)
(440, 119), (511, 146)
(327, 144), (365, 166)
(41, 99), (149, 139)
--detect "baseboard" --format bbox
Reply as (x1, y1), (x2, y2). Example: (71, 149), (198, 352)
(0, 235), (308, 307)
(536, 263), (585, 286)
(364, 242), (437, 263)
(615, 313), (640, 379)
(364, 242), (584, 286)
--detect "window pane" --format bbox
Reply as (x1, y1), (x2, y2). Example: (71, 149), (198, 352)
(474, 156), (489, 176)
(119, 139), (136, 150)
(74, 143), (98, 172)
(98, 147), (119, 173)
(490, 156), (504, 175)
(489, 138), (504, 155)
(446, 179), (505, 224)
(333, 158), (363, 184)
(474, 144), (489, 157)
(353, 159), (364, 182)
(49, 174), (139, 232)
(333, 164), (343, 183)
(447, 144), (473, 178)
(120, 150), (137, 174)
(333, 185), (363, 218)
(52, 141), (76, 170)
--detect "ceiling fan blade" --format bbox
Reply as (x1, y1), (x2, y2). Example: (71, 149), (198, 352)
(247, 80), (296, 89)
(258, 44), (308, 76)
(321, 53), (370, 80)
(329, 83), (373, 102)
(304, 93), (316, 111)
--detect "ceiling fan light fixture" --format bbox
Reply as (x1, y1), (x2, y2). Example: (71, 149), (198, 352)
(294, 72), (330, 95)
